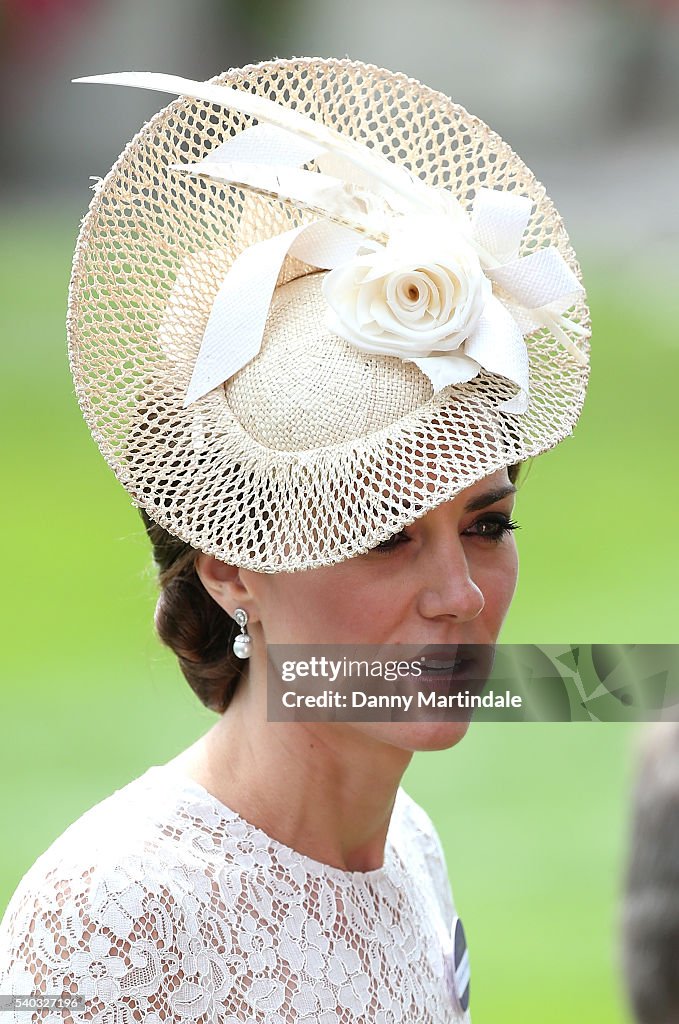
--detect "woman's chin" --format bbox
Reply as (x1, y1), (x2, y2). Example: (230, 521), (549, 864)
(406, 720), (472, 751)
(357, 719), (472, 752)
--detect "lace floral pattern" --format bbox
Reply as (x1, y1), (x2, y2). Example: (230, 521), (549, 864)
(0, 765), (469, 1022)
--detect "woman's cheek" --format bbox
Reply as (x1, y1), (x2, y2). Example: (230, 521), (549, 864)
(462, 538), (513, 604)
(263, 574), (382, 644)
(484, 543), (519, 618)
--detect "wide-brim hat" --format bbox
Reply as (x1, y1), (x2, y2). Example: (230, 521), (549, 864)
(69, 57), (590, 572)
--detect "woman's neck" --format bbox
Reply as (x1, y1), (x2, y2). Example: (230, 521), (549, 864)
(166, 658), (412, 872)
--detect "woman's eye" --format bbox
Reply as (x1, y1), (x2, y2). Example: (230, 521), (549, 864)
(372, 529), (409, 554)
(467, 514), (520, 543)
(371, 514), (520, 554)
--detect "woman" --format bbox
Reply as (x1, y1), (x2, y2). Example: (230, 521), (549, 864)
(0, 58), (589, 1022)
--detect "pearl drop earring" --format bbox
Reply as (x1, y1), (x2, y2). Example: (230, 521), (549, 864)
(232, 608), (252, 659)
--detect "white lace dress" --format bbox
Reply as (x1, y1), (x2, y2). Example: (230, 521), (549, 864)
(0, 763), (471, 1023)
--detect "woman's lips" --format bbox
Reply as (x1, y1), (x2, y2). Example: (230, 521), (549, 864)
(417, 644), (471, 672)
(412, 644), (494, 689)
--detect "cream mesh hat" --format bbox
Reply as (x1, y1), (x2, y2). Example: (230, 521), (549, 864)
(69, 57), (590, 572)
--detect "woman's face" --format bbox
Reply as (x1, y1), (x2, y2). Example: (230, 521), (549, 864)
(230, 466), (519, 752)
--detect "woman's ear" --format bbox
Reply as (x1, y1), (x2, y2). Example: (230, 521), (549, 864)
(195, 553), (249, 613)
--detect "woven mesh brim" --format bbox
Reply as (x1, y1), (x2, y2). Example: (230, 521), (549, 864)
(68, 57), (590, 572)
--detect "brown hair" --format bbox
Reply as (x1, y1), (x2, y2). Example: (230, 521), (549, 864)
(141, 462), (524, 715)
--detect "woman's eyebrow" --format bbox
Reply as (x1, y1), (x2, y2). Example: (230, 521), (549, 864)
(464, 484), (517, 512)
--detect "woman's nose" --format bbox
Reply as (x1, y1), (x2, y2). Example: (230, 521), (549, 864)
(416, 534), (485, 622)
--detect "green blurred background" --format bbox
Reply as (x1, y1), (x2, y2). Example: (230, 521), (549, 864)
(2, 2), (679, 1022)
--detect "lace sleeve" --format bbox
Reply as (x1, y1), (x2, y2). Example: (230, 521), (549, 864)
(422, 815), (457, 929)
(0, 855), (220, 1023)
(398, 792), (457, 929)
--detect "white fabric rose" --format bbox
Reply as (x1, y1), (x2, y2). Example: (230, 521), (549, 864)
(321, 214), (537, 409)
(322, 217), (491, 359)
